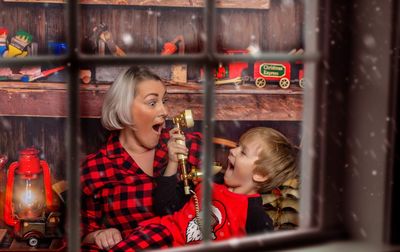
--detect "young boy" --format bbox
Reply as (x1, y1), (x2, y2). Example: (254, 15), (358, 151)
(109, 127), (298, 251)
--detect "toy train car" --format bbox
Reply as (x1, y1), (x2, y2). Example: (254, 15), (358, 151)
(215, 50), (304, 89)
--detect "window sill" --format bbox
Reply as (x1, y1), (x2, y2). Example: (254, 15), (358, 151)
(148, 228), (344, 252)
(2, 0), (271, 9)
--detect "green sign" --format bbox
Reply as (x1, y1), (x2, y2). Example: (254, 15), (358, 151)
(260, 63), (286, 77)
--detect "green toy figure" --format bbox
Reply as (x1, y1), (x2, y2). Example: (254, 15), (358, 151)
(4, 30), (33, 57)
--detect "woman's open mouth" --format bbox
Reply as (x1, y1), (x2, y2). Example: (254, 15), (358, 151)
(152, 122), (164, 135)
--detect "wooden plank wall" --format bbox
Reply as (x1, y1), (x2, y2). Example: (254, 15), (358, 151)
(0, 0), (303, 54)
(80, 6), (205, 56)
(217, 0), (303, 51)
(80, 1), (303, 54)
(0, 117), (67, 180)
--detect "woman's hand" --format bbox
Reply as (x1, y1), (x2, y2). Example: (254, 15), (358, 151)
(164, 127), (189, 176)
(92, 228), (122, 250)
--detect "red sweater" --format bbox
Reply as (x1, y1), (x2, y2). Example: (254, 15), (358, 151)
(110, 179), (272, 251)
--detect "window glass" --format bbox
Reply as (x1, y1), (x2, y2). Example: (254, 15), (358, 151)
(0, 1), (68, 249)
(79, 2), (205, 55)
(79, 64), (205, 250)
(0, 102), (67, 249)
(0, 1), (67, 56)
(216, 0), (303, 54)
(0, 0), (316, 250)
(213, 0), (304, 239)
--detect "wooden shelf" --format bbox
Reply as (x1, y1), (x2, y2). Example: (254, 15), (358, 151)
(2, 0), (270, 9)
(0, 82), (302, 121)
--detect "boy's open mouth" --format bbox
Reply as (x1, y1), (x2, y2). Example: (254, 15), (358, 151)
(224, 158), (234, 180)
(227, 158), (234, 170)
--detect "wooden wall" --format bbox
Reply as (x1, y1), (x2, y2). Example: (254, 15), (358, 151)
(216, 0), (303, 51)
(0, 117), (67, 180)
(80, 1), (303, 54)
(0, 0), (303, 54)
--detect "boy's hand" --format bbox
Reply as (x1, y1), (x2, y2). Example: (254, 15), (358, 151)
(164, 128), (188, 176)
(93, 228), (122, 250)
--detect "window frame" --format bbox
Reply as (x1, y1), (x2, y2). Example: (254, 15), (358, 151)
(0, 0), (361, 251)
(387, 0), (400, 244)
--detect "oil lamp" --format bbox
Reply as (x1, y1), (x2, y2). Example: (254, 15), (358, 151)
(4, 148), (54, 246)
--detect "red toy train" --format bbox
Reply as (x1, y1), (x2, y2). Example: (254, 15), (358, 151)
(213, 49), (304, 89)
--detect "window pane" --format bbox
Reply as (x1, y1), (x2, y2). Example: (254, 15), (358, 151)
(79, 64), (206, 250)
(216, 0), (304, 54)
(79, 2), (205, 55)
(0, 1), (67, 56)
(211, 0), (305, 241)
(0, 2), (68, 245)
(0, 117), (67, 248)
(213, 117), (301, 236)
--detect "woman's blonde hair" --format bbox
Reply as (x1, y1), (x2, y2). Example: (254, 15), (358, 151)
(240, 127), (298, 193)
(101, 66), (162, 130)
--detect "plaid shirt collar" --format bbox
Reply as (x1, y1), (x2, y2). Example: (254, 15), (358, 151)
(105, 129), (169, 177)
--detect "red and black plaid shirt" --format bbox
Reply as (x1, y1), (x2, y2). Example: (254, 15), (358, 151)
(80, 128), (202, 251)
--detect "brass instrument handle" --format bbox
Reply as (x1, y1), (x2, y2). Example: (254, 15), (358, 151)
(179, 159), (190, 195)
(176, 139), (187, 160)
(176, 127), (190, 194)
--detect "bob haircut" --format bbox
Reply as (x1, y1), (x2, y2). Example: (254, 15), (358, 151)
(240, 127), (298, 193)
(101, 66), (162, 130)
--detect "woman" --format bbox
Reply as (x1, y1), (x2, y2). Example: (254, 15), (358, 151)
(81, 66), (202, 251)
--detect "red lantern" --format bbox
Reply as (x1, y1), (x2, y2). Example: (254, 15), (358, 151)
(4, 148), (54, 246)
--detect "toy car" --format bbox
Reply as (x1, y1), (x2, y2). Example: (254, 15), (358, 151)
(212, 49), (304, 89)
(15, 211), (61, 247)
(253, 61), (292, 88)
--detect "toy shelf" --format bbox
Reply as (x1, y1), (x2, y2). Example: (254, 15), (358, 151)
(2, 0), (270, 9)
(0, 82), (303, 121)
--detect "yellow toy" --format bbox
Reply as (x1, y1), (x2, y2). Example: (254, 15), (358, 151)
(4, 30), (33, 58)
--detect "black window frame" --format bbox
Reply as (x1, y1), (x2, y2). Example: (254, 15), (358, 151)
(3, 0), (398, 251)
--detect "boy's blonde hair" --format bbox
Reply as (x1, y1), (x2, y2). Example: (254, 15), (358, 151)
(240, 127), (298, 193)
(101, 66), (162, 130)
